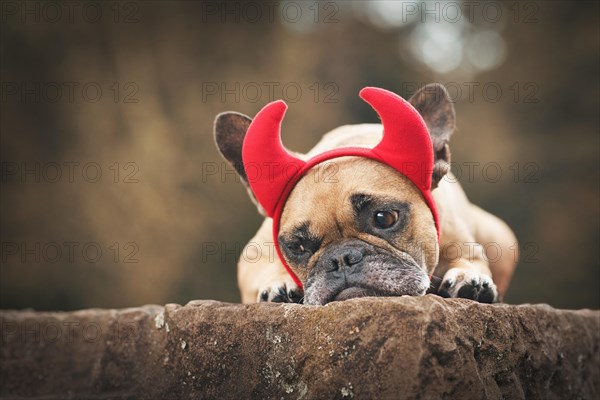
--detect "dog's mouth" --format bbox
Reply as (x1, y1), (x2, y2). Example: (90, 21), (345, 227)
(332, 286), (377, 302)
(306, 261), (430, 305)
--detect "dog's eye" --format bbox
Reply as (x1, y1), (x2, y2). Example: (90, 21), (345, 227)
(374, 210), (398, 229)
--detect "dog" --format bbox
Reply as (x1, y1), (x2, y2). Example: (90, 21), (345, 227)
(214, 84), (518, 305)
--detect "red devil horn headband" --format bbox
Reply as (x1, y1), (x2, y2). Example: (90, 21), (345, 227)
(242, 87), (439, 288)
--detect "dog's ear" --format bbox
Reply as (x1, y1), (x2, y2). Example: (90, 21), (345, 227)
(408, 84), (456, 188)
(214, 112), (266, 216)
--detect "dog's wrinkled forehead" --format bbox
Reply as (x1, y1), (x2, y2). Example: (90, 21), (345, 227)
(279, 157), (424, 236)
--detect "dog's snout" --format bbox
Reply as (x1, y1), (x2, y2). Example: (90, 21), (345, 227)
(324, 246), (364, 272)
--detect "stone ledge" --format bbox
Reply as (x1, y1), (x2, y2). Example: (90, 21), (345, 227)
(1, 295), (598, 399)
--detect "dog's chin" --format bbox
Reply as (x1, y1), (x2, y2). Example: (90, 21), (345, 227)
(306, 271), (431, 305)
(332, 287), (376, 302)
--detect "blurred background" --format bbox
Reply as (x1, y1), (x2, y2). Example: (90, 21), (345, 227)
(1, 0), (598, 311)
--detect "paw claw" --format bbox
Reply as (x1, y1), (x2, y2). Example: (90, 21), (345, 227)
(260, 290), (269, 302)
(443, 278), (453, 288)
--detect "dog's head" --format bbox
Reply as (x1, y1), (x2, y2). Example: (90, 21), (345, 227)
(215, 84), (455, 305)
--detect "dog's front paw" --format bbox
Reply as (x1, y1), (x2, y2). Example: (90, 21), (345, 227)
(438, 268), (498, 303)
(257, 280), (304, 303)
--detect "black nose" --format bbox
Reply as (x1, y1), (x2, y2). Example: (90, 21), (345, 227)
(325, 246), (363, 272)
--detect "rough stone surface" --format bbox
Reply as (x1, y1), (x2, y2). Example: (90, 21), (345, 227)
(1, 296), (598, 399)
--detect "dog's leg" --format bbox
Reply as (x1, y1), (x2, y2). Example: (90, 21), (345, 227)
(436, 238), (499, 303)
(469, 205), (519, 298)
(238, 219), (303, 303)
(238, 258), (303, 303)
(436, 206), (518, 303)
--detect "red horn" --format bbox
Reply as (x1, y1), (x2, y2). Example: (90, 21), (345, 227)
(360, 87), (434, 193)
(242, 100), (306, 217)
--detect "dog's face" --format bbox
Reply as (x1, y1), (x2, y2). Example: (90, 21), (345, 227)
(277, 157), (438, 305)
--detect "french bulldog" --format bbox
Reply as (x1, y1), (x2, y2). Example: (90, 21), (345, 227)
(214, 84), (518, 305)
